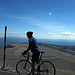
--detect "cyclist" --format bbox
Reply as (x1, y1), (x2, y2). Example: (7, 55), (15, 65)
(22, 31), (40, 75)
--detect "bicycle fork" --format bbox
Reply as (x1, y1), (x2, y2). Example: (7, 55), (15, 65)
(24, 57), (31, 69)
(23, 61), (28, 69)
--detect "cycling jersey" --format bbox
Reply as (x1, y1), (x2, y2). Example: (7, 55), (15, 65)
(27, 36), (40, 53)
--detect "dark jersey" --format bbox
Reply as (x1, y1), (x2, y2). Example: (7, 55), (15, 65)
(27, 36), (40, 53)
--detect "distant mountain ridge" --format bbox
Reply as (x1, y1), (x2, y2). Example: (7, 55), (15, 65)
(0, 37), (75, 55)
(38, 43), (75, 55)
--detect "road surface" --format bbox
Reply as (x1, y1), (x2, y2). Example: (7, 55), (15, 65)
(0, 70), (18, 75)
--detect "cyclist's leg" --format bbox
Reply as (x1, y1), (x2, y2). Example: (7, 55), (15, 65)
(32, 62), (35, 75)
(32, 53), (36, 75)
(36, 52), (40, 64)
(35, 52), (40, 72)
(32, 52), (40, 75)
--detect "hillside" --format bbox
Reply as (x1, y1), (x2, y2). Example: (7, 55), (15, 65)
(0, 43), (75, 75)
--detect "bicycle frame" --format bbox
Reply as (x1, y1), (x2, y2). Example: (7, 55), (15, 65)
(23, 52), (45, 64)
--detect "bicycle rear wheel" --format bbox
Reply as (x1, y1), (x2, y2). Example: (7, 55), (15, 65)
(16, 60), (31, 75)
(39, 61), (56, 75)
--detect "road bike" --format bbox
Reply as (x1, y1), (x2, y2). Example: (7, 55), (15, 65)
(16, 51), (56, 75)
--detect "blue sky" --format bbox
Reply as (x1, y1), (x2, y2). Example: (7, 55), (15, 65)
(0, 0), (75, 39)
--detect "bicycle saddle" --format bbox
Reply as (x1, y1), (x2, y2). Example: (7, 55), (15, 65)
(40, 51), (45, 54)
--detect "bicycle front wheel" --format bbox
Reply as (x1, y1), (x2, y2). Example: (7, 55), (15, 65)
(39, 61), (56, 75)
(16, 60), (31, 75)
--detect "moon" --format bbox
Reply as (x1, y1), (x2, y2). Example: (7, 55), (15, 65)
(49, 12), (52, 15)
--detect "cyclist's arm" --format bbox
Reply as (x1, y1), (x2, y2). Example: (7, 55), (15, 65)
(23, 45), (30, 54)
(24, 38), (32, 53)
(23, 47), (30, 54)
(26, 45), (30, 51)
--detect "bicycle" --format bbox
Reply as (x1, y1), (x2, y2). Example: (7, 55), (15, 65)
(16, 51), (56, 75)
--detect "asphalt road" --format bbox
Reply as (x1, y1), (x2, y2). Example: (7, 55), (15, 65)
(0, 70), (18, 75)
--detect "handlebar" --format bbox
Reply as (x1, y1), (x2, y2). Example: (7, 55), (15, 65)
(22, 52), (30, 58)
(22, 51), (45, 58)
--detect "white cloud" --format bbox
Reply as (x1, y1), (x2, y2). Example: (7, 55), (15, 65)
(0, 33), (26, 37)
(12, 15), (35, 22)
(8, 33), (25, 37)
(48, 33), (56, 35)
(35, 22), (66, 33)
(34, 33), (56, 39)
(12, 15), (67, 32)
(12, 15), (68, 37)
(62, 31), (75, 36)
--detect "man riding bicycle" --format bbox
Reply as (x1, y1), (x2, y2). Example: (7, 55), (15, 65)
(22, 31), (40, 75)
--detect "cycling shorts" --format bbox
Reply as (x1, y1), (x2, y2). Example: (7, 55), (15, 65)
(32, 52), (40, 62)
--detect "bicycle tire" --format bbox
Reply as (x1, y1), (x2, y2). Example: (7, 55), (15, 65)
(39, 61), (56, 75)
(16, 60), (32, 75)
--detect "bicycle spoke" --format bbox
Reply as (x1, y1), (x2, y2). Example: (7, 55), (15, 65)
(39, 61), (56, 75)
(16, 60), (31, 75)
